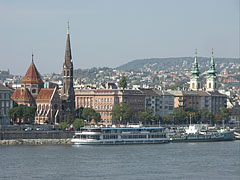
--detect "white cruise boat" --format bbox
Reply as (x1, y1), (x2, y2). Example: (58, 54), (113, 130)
(71, 127), (169, 145)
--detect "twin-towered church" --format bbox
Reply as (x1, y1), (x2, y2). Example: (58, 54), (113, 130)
(11, 25), (75, 124)
(190, 49), (218, 92)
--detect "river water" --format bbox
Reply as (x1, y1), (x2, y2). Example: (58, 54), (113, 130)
(0, 141), (239, 180)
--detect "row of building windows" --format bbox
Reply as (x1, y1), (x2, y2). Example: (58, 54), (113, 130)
(96, 105), (112, 110)
(95, 98), (113, 103)
(0, 107), (9, 116)
(0, 93), (10, 100)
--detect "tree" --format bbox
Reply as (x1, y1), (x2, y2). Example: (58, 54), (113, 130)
(8, 108), (17, 124)
(220, 107), (230, 123)
(173, 108), (187, 124)
(75, 107), (84, 119)
(82, 107), (101, 123)
(73, 119), (85, 130)
(112, 103), (133, 124)
(162, 115), (170, 124)
(8, 105), (36, 124)
(59, 122), (67, 130)
(139, 108), (154, 124)
(67, 114), (73, 124)
(23, 106), (36, 122)
(215, 114), (222, 124)
(119, 76), (127, 89)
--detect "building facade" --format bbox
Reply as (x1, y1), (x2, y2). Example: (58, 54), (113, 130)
(75, 89), (145, 125)
(0, 84), (13, 125)
(139, 88), (174, 117)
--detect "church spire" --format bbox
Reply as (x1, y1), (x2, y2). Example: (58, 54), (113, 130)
(191, 48), (200, 78)
(64, 21), (72, 67)
(208, 48), (217, 77)
(190, 49), (201, 91)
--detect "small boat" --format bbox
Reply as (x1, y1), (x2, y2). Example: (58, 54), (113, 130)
(71, 126), (170, 145)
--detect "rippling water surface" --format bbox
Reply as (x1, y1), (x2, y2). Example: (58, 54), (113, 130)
(0, 141), (239, 180)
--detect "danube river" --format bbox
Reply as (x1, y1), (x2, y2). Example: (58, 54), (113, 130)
(0, 141), (239, 180)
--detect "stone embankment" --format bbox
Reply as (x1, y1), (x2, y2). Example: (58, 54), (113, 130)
(0, 138), (72, 145)
(0, 130), (75, 145)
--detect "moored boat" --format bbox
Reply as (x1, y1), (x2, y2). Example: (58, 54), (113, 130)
(169, 124), (235, 143)
(71, 126), (170, 145)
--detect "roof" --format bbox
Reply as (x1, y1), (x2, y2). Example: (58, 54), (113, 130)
(36, 88), (55, 101)
(139, 88), (159, 96)
(21, 62), (43, 84)
(206, 91), (227, 97)
(11, 88), (34, 101)
(0, 84), (12, 91)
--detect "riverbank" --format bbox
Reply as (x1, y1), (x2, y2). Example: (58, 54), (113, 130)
(0, 138), (72, 145)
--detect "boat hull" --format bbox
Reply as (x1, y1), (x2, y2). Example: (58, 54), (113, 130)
(71, 139), (169, 145)
(170, 131), (235, 143)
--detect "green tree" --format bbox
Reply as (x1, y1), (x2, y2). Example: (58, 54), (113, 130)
(162, 115), (170, 124)
(215, 114), (222, 124)
(119, 76), (127, 89)
(82, 107), (101, 123)
(67, 114), (73, 124)
(59, 122), (68, 130)
(23, 105), (36, 122)
(139, 108), (154, 124)
(112, 103), (133, 124)
(220, 107), (230, 123)
(76, 107), (84, 119)
(73, 119), (85, 130)
(8, 105), (36, 124)
(8, 108), (17, 124)
(173, 108), (187, 124)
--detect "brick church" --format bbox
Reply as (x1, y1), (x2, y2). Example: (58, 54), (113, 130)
(11, 25), (75, 124)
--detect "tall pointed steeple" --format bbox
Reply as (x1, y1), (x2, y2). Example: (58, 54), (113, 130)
(191, 49), (200, 78)
(190, 49), (201, 91)
(206, 49), (217, 92)
(208, 48), (217, 77)
(62, 22), (75, 121)
(64, 21), (73, 68)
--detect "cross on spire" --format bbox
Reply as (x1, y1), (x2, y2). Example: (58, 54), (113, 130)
(67, 21), (70, 34)
(32, 52), (34, 63)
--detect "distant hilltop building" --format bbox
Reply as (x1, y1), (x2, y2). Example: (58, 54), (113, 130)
(11, 24), (75, 124)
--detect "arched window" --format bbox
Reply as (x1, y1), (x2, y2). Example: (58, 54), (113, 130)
(67, 71), (69, 76)
(209, 83), (212, 89)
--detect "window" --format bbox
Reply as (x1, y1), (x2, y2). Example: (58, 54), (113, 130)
(32, 89), (36, 93)
(209, 83), (212, 89)
(67, 71), (70, 76)
(192, 83), (195, 89)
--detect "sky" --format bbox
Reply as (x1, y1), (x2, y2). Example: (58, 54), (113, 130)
(0, 0), (239, 75)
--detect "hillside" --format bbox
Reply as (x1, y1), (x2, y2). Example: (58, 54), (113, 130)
(117, 57), (240, 72)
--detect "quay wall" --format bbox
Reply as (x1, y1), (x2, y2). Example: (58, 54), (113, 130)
(0, 131), (74, 140)
(0, 138), (72, 145)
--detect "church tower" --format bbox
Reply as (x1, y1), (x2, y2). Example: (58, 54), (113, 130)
(21, 54), (44, 99)
(190, 49), (201, 91)
(206, 49), (217, 92)
(61, 22), (75, 118)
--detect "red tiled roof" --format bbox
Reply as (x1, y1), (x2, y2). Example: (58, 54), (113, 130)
(36, 88), (55, 100)
(21, 63), (43, 84)
(11, 88), (34, 101)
